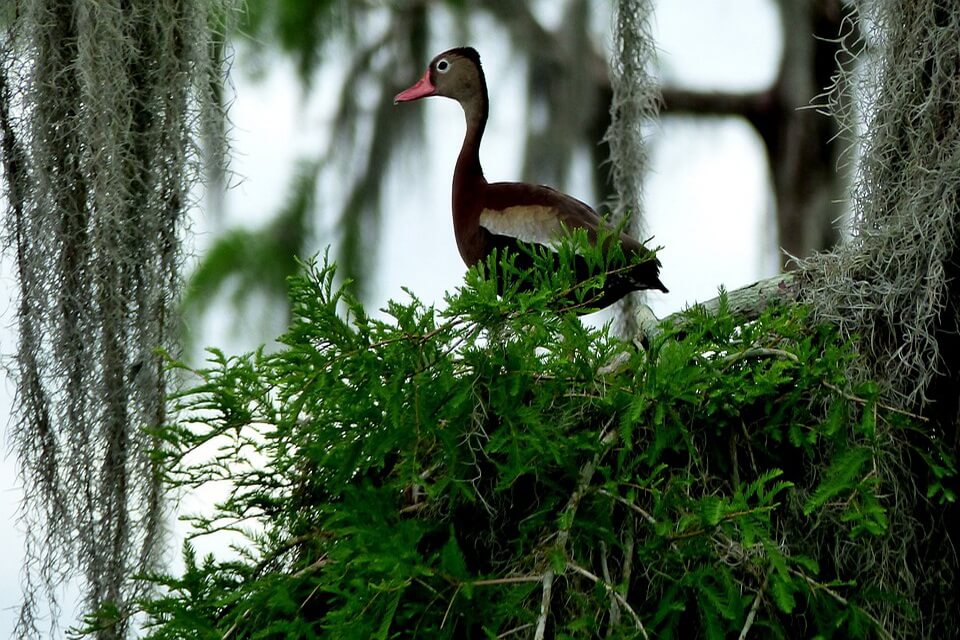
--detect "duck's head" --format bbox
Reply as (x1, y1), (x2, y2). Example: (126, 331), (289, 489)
(394, 47), (486, 108)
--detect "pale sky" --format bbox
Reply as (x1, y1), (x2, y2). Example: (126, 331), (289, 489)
(0, 0), (783, 633)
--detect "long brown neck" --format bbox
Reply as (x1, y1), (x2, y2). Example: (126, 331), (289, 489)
(450, 75), (489, 265)
(453, 87), (488, 189)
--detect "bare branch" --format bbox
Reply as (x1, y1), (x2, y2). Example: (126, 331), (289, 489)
(567, 562), (649, 639)
(533, 571), (554, 640)
(737, 573), (769, 640)
(789, 569), (894, 640)
(661, 87), (774, 124)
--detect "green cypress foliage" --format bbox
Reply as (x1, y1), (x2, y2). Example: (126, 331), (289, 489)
(119, 241), (952, 638)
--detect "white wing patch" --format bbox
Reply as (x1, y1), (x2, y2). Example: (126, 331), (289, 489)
(479, 206), (567, 249)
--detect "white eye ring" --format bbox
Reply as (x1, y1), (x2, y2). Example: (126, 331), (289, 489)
(436, 58), (450, 73)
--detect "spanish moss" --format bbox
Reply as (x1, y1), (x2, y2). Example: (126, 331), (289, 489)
(0, 1), (231, 636)
(803, 0), (960, 409)
(800, 0), (960, 632)
(604, 0), (659, 339)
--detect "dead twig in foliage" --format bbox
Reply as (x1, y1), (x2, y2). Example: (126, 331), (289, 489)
(534, 422), (618, 640)
(822, 381), (928, 422)
(567, 562), (648, 639)
(737, 572), (769, 640)
(788, 568), (893, 640)
(599, 540), (620, 629)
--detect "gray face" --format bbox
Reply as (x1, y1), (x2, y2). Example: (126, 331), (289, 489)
(429, 51), (481, 104)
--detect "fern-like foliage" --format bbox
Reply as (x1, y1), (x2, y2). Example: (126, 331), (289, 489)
(90, 241), (953, 639)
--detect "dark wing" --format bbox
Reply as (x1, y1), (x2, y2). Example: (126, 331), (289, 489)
(479, 182), (667, 294)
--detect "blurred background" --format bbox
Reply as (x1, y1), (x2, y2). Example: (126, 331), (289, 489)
(1, 0), (852, 632)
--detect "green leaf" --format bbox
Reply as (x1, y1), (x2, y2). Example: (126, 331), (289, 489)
(700, 495), (723, 527)
(373, 590), (403, 640)
(860, 404), (876, 439)
(441, 531), (469, 581)
(770, 574), (797, 614)
(790, 554), (820, 575)
(803, 447), (873, 515)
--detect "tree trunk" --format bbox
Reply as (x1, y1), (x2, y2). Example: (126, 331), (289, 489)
(662, 0), (854, 267)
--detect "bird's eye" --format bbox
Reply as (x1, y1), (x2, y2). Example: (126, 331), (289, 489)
(436, 59), (450, 73)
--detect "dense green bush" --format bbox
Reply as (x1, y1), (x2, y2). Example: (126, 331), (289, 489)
(102, 243), (952, 639)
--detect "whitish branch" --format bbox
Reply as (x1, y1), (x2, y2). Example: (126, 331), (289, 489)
(567, 562), (648, 639)
(636, 273), (800, 343)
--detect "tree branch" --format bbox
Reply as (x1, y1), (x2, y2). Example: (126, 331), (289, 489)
(738, 573), (769, 640)
(632, 272), (800, 345)
(668, 273), (798, 330)
(479, 0), (609, 87)
(661, 86), (775, 125)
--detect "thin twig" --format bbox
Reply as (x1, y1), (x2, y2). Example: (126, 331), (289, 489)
(789, 568), (850, 606)
(597, 489), (657, 526)
(185, 514), (270, 541)
(822, 381), (928, 422)
(440, 586), (460, 629)
(740, 419), (759, 476)
(535, 423), (618, 640)
(497, 623), (535, 638)
(788, 568), (894, 640)
(730, 430), (741, 490)
(292, 555), (327, 578)
(471, 575), (544, 587)
(668, 505), (776, 542)
(737, 572), (769, 640)
(567, 562), (648, 640)
(722, 347), (800, 366)
(249, 531), (317, 579)
(599, 541), (620, 630)
(621, 517), (636, 625)
(221, 609), (250, 640)
(533, 571), (554, 640)
(597, 487), (684, 557)
(399, 501), (427, 514)
(299, 581), (323, 612)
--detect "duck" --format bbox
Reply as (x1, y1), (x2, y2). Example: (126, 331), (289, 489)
(394, 46), (667, 310)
